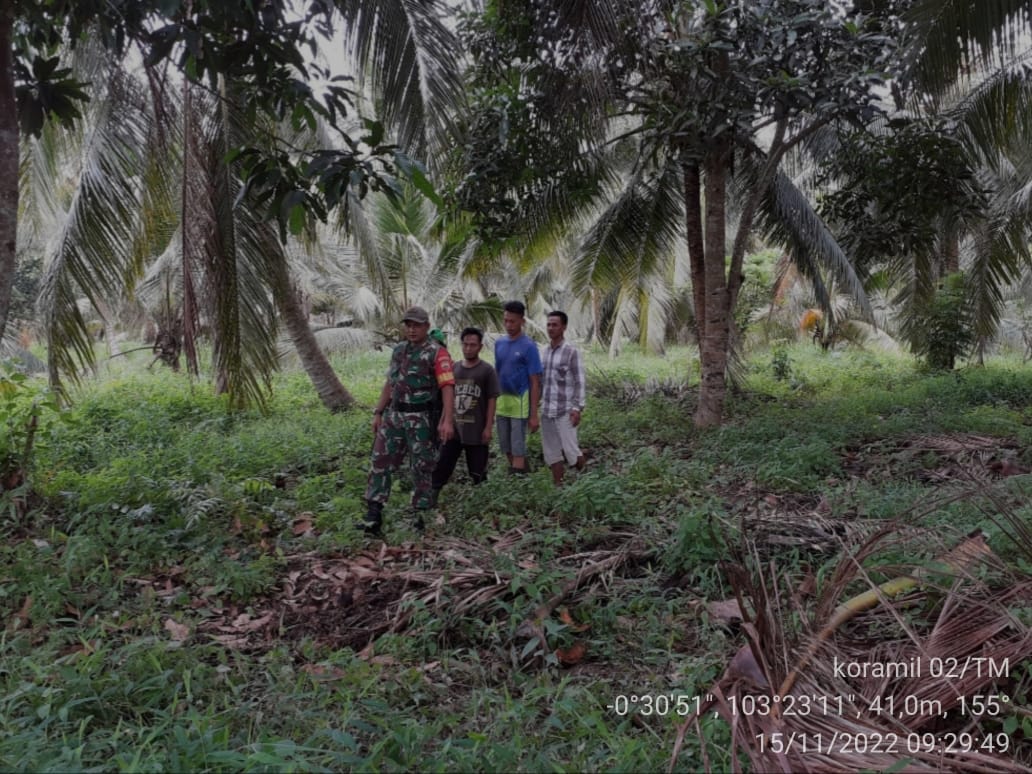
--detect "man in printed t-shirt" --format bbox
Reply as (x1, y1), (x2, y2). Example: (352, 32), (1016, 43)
(431, 326), (500, 501)
(494, 300), (542, 474)
(361, 306), (454, 535)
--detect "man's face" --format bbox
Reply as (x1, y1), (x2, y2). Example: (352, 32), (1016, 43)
(502, 311), (523, 338)
(546, 315), (565, 342)
(461, 334), (482, 361)
(403, 320), (429, 343)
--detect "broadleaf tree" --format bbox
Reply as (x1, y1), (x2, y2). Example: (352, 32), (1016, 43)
(457, 0), (899, 427)
(816, 0), (1032, 365)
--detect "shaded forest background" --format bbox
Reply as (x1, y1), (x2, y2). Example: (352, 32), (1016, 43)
(3, 0), (1032, 426)
(5, 2), (1032, 772)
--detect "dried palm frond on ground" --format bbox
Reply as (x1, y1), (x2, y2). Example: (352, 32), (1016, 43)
(842, 433), (1027, 486)
(197, 528), (653, 656)
(721, 432), (1030, 561)
(671, 524), (1032, 773)
(776, 529), (998, 700)
(727, 489), (981, 564)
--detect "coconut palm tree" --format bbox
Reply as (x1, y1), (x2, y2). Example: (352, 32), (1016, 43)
(460, 0), (891, 427)
(347, 184), (509, 336)
(19, 55), (283, 407)
(16, 0), (467, 409)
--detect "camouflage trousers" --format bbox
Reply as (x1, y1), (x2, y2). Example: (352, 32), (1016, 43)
(365, 409), (437, 510)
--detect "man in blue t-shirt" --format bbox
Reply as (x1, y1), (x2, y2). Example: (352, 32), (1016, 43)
(494, 300), (542, 474)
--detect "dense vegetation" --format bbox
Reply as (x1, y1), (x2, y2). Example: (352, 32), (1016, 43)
(3, 346), (1032, 770)
(5, 0), (1032, 769)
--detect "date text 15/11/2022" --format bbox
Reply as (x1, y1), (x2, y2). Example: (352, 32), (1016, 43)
(757, 731), (1010, 756)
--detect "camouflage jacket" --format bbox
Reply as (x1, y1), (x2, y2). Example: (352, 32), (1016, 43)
(388, 339), (454, 407)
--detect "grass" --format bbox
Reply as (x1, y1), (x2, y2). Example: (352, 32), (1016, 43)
(2, 343), (1032, 770)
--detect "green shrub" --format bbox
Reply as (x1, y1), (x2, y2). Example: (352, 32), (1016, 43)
(0, 363), (62, 498)
(770, 344), (792, 382)
(665, 502), (730, 585)
(913, 272), (975, 370)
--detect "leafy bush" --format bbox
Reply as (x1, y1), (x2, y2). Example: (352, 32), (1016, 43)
(665, 502), (730, 585)
(770, 344), (792, 381)
(0, 363), (63, 511)
(555, 471), (631, 522)
(913, 272), (975, 370)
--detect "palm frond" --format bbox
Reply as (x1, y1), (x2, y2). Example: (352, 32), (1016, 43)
(967, 209), (1032, 343)
(133, 76), (181, 291)
(951, 54), (1032, 164)
(571, 160), (682, 295)
(17, 119), (65, 243)
(38, 67), (154, 393)
(501, 145), (619, 266)
(336, 0), (465, 162)
(135, 227), (183, 307)
(200, 81), (280, 409)
(673, 515), (1032, 773)
(345, 188), (395, 315)
(567, 159), (684, 352)
(758, 169), (871, 323)
(906, 0), (1032, 100)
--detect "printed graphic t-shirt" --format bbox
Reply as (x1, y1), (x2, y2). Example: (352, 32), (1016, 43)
(452, 360), (500, 445)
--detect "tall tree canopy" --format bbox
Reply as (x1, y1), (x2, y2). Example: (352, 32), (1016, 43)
(4, 0), (462, 408)
(817, 0), (1032, 365)
(457, 0), (897, 426)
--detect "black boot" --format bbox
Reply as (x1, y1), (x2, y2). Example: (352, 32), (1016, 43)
(357, 501), (384, 536)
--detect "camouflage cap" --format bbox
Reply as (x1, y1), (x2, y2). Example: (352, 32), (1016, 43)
(401, 306), (430, 325)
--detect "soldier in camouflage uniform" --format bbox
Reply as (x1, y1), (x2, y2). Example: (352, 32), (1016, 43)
(360, 306), (455, 535)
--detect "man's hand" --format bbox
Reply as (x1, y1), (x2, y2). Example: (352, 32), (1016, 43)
(481, 427), (492, 444)
(569, 409), (581, 427)
(372, 413), (383, 432)
(438, 419), (454, 443)
(528, 413), (540, 433)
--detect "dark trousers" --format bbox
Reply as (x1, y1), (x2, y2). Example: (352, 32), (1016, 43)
(432, 438), (489, 489)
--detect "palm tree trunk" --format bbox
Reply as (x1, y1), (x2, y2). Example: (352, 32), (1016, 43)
(638, 289), (649, 350)
(591, 287), (602, 345)
(277, 279), (355, 412)
(0, 9), (18, 344)
(696, 145), (731, 429)
(683, 162), (706, 347)
(943, 228), (960, 275)
(211, 79), (241, 399)
(181, 80), (200, 376)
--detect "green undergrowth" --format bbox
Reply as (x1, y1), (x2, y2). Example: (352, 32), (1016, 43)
(2, 345), (1032, 770)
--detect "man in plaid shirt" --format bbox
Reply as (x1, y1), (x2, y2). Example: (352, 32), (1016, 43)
(541, 310), (586, 485)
